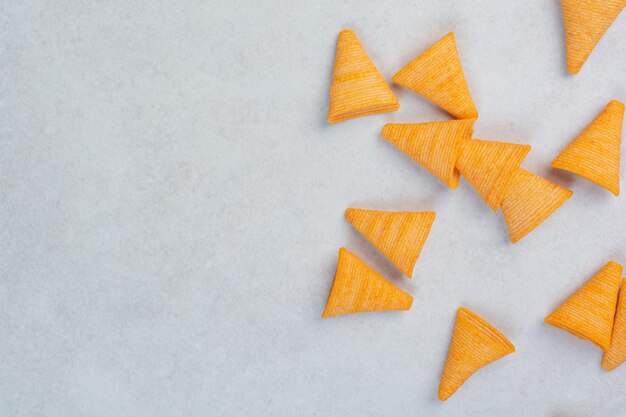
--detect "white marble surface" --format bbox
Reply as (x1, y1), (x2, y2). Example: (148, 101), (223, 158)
(1, 1), (626, 416)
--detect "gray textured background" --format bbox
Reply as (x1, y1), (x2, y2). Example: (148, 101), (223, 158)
(1, 1), (626, 416)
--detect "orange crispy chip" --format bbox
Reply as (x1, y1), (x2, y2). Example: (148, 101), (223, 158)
(456, 139), (531, 211)
(327, 30), (399, 124)
(500, 168), (573, 243)
(345, 209), (436, 278)
(322, 248), (413, 318)
(381, 119), (475, 189)
(602, 278), (626, 370)
(392, 32), (478, 119)
(561, 0), (626, 74)
(438, 307), (515, 401)
(545, 261), (622, 350)
(551, 100), (624, 195)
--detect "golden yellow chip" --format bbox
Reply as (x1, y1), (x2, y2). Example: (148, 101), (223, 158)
(552, 100), (624, 195)
(456, 139), (531, 211)
(545, 261), (622, 350)
(438, 307), (515, 401)
(345, 209), (436, 278)
(500, 168), (573, 243)
(602, 278), (626, 370)
(327, 30), (399, 124)
(381, 119), (475, 189)
(392, 32), (477, 119)
(561, 0), (626, 74)
(322, 248), (413, 318)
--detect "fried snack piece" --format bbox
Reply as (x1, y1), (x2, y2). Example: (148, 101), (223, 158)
(552, 100), (624, 196)
(393, 32), (477, 119)
(500, 168), (573, 243)
(345, 209), (436, 278)
(327, 30), (399, 124)
(322, 248), (413, 318)
(602, 278), (626, 370)
(456, 139), (531, 211)
(545, 261), (622, 350)
(438, 307), (515, 401)
(381, 119), (475, 189)
(561, 0), (626, 74)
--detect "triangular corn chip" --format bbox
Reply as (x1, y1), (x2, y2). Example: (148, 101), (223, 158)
(327, 30), (399, 124)
(392, 32), (477, 119)
(381, 119), (475, 189)
(561, 0), (626, 74)
(552, 100), (624, 195)
(500, 168), (573, 243)
(345, 209), (436, 278)
(438, 307), (515, 401)
(545, 261), (622, 350)
(322, 248), (413, 318)
(456, 139), (531, 211)
(602, 278), (626, 370)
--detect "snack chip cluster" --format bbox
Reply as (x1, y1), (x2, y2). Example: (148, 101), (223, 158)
(322, 11), (625, 401)
(322, 209), (516, 401)
(323, 209), (435, 318)
(545, 261), (626, 371)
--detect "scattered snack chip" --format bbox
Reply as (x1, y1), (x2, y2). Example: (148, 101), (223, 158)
(551, 100), (624, 196)
(345, 209), (436, 278)
(456, 139), (531, 211)
(327, 29), (399, 124)
(500, 168), (573, 243)
(381, 119), (475, 189)
(545, 261), (622, 350)
(602, 278), (626, 370)
(561, 0), (626, 74)
(322, 248), (413, 318)
(438, 307), (515, 401)
(393, 32), (478, 120)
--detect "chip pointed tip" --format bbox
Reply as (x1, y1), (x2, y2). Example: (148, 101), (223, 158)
(606, 260), (623, 271)
(437, 389), (450, 402)
(567, 62), (582, 75)
(338, 29), (355, 38)
(466, 109), (479, 120)
(381, 124), (392, 138)
(608, 99), (625, 111)
(321, 302), (337, 319)
(543, 314), (553, 325)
